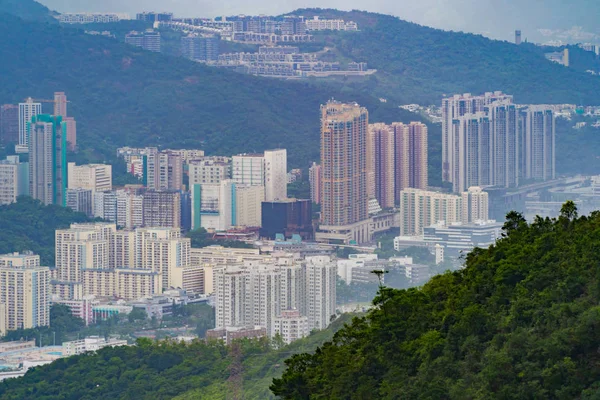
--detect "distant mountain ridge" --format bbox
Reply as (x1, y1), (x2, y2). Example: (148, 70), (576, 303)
(0, 0), (57, 23)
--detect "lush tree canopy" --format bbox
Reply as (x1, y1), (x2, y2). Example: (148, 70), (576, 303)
(272, 204), (600, 399)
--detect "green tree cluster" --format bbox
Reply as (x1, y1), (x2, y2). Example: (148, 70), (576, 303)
(0, 197), (92, 265)
(272, 202), (600, 399)
(0, 314), (357, 399)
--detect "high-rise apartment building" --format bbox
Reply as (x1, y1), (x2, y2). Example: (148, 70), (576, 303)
(442, 92), (512, 183)
(308, 162), (322, 204)
(142, 190), (181, 228)
(18, 98), (42, 146)
(319, 101), (370, 243)
(188, 158), (230, 186)
(28, 114), (67, 206)
(125, 30), (161, 52)
(0, 156), (28, 205)
(66, 188), (93, 217)
(264, 149), (288, 201)
(399, 189), (463, 236)
(461, 186), (489, 224)
(235, 185), (264, 227)
(232, 149), (287, 201)
(488, 102), (519, 188)
(116, 190), (144, 229)
(145, 150), (183, 191)
(371, 123), (395, 208)
(305, 256), (337, 331)
(520, 106), (555, 182)
(0, 253), (50, 331)
(181, 34), (220, 62)
(68, 163), (112, 194)
(0, 104), (18, 145)
(94, 191), (118, 223)
(53, 92), (68, 117)
(273, 309), (309, 344)
(191, 180), (235, 231)
(452, 112), (491, 193)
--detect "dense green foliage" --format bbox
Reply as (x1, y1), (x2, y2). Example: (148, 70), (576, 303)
(293, 8), (600, 105)
(0, 314), (357, 399)
(2, 305), (85, 346)
(0, 197), (92, 265)
(272, 203), (600, 399)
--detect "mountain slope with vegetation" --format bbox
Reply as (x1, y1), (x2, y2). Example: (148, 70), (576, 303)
(0, 0), (56, 23)
(0, 197), (91, 265)
(0, 11), (407, 170)
(293, 8), (600, 105)
(0, 313), (357, 400)
(272, 202), (600, 399)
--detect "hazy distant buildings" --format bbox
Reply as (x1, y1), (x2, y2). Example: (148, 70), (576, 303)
(191, 180), (235, 231)
(308, 162), (322, 205)
(441, 91), (512, 185)
(520, 106), (556, 181)
(136, 12), (173, 22)
(261, 199), (313, 240)
(145, 149), (183, 191)
(515, 30), (522, 45)
(318, 101), (370, 244)
(232, 149), (287, 201)
(53, 92), (76, 150)
(0, 156), (28, 205)
(28, 114), (67, 206)
(461, 187), (489, 224)
(18, 98), (42, 146)
(126, 30), (161, 52)
(188, 158), (230, 186)
(0, 104), (18, 145)
(0, 253), (50, 332)
(370, 121), (428, 208)
(58, 13), (125, 24)
(68, 163), (112, 195)
(66, 188), (93, 217)
(181, 34), (219, 62)
(142, 190), (181, 228)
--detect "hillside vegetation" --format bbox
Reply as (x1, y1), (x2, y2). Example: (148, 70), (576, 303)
(0, 197), (91, 265)
(0, 12), (408, 170)
(0, 314), (358, 400)
(272, 202), (600, 399)
(293, 8), (600, 105)
(0, 0), (56, 23)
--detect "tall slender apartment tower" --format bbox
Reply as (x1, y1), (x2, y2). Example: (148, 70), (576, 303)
(371, 123), (395, 208)
(442, 92), (512, 183)
(320, 101), (368, 227)
(18, 98), (42, 146)
(28, 114), (67, 206)
(452, 112), (491, 193)
(54, 92), (68, 117)
(461, 186), (489, 223)
(520, 106), (555, 181)
(308, 162), (322, 205)
(488, 102), (519, 188)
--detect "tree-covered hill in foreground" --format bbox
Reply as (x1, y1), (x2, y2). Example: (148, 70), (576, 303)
(0, 314), (357, 400)
(292, 8), (600, 105)
(272, 202), (600, 399)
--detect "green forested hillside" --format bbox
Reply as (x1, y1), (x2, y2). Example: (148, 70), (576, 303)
(0, 13), (408, 170)
(293, 8), (600, 105)
(0, 0), (56, 23)
(0, 314), (357, 400)
(0, 197), (91, 265)
(272, 203), (600, 399)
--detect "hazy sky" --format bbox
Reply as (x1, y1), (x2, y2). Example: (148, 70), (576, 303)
(39, 0), (600, 42)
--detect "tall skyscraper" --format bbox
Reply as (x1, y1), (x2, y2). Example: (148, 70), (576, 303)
(28, 114), (67, 206)
(441, 92), (512, 183)
(18, 98), (42, 146)
(53, 92), (68, 117)
(308, 162), (322, 205)
(520, 106), (556, 182)
(371, 123), (395, 209)
(489, 102), (519, 188)
(452, 112), (491, 193)
(319, 101), (369, 243)
(0, 105), (19, 145)
(0, 253), (50, 331)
